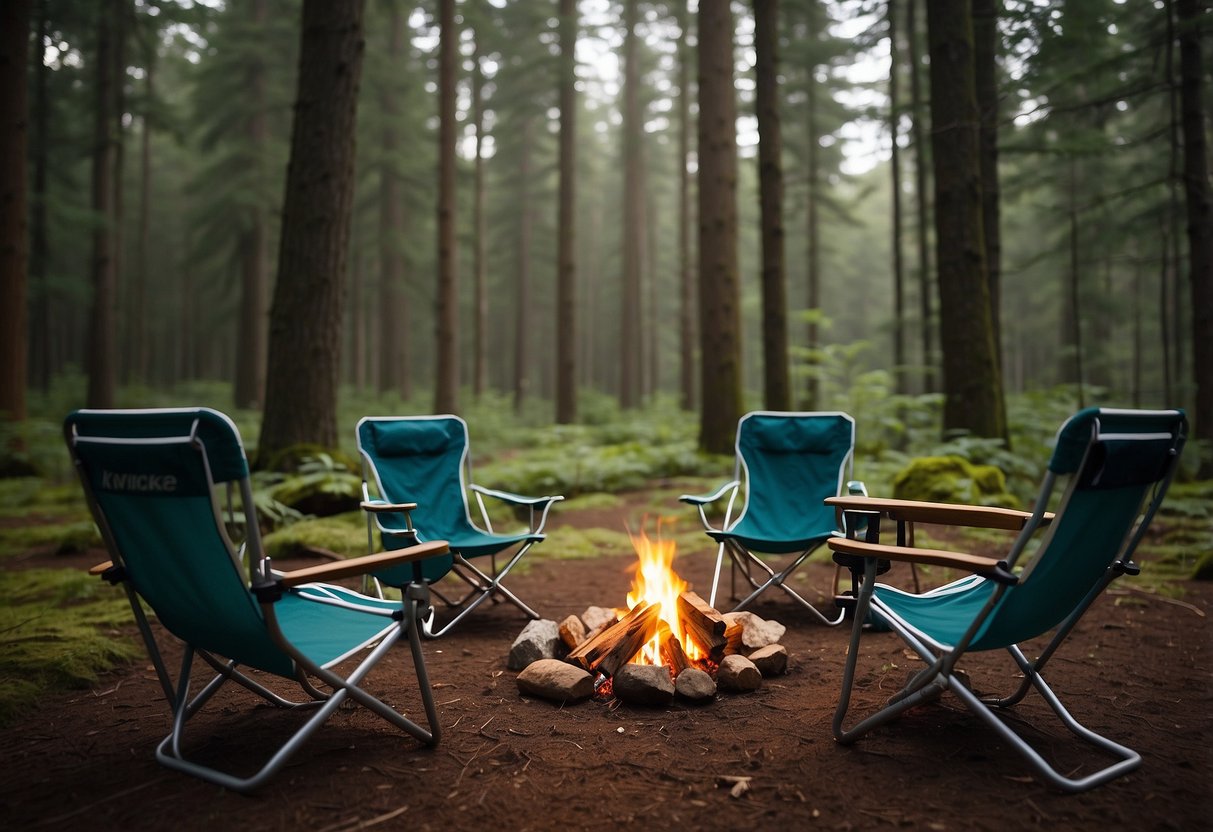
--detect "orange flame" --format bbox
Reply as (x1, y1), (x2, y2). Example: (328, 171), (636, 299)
(623, 526), (703, 664)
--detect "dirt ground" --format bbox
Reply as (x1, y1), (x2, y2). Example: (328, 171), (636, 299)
(2, 495), (1210, 831)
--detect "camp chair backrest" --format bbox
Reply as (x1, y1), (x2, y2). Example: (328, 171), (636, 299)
(65, 409), (294, 676)
(357, 416), (478, 540)
(972, 408), (1186, 650)
(733, 412), (855, 543)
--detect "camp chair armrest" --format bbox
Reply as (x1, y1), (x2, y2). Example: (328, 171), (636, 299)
(360, 499), (419, 514)
(89, 560), (114, 576)
(825, 495), (1052, 531)
(827, 537), (1019, 585)
(275, 540), (450, 588)
(679, 480), (741, 506)
(468, 484), (562, 508)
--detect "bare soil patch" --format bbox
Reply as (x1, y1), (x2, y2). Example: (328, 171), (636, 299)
(2, 495), (1210, 831)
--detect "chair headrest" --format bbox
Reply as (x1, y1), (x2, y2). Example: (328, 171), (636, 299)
(65, 408), (249, 483)
(1049, 407), (1186, 481)
(367, 418), (463, 457)
(741, 412), (853, 455)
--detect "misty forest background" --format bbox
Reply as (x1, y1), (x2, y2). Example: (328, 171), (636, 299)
(0, 0), (1210, 476)
(1, 0), (1212, 725)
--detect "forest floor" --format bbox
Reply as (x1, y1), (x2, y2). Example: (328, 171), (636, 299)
(1, 489), (1210, 831)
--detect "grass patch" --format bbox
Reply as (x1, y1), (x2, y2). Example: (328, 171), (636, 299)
(0, 569), (141, 727)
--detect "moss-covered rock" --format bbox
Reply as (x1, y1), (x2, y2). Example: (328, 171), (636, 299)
(262, 513), (366, 559)
(892, 455), (1019, 508)
(256, 443), (358, 474)
(267, 471), (361, 518)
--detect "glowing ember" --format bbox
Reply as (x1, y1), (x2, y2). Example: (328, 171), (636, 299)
(622, 528), (704, 664)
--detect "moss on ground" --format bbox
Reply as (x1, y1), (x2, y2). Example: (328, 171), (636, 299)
(0, 569), (141, 727)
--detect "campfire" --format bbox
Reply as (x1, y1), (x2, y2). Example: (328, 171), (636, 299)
(511, 525), (788, 706)
(566, 529), (727, 684)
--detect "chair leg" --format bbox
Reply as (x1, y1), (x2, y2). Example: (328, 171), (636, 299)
(834, 579), (1142, 792)
(157, 591), (441, 793)
(422, 545), (539, 638)
(729, 545), (845, 626)
(708, 542), (727, 609)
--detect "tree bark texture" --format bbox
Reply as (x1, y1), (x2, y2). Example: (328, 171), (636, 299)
(908, 0), (934, 392)
(889, 0), (907, 393)
(1177, 0), (1212, 474)
(29, 0), (51, 393)
(472, 8), (488, 401)
(378, 1), (408, 398)
(754, 0), (790, 411)
(677, 0), (696, 412)
(697, 0), (743, 454)
(513, 117), (534, 413)
(259, 0), (366, 460)
(972, 0), (1002, 370)
(555, 0), (578, 423)
(434, 0), (459, 414)
(804, 54), (821, 409)
(620, 0), (644, 409)
(926, 0), (1007, 441)
(87, 0), (117, 409)
(0, 0), (31, 424)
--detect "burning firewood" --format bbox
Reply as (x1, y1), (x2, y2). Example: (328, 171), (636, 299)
(659, 629), (690, 676)
(566, 602), (662, 678)
(676, 590), (727, 662)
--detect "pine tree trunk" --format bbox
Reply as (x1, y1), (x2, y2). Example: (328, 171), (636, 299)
(926, 0), (1006, 441)
(754, 0), (790, 412)
(1177, 0), (1212, 475)
(513, 118), (534, 413)
(472, 9), (488, 401)
(677, 0), (695, 412)
(433, 0), (459, 414)
(259, 0), (366, 461)
(889, 0), (907, 394)
(131, 49), (153, 387)
(972, 0), (1001, 370)
(87, 1), (117, 409)
(619, 0), (643, 410)
(111, 0), (128, 386)
(0, 0), (31, 427)
(805, 57), (821, 410)
(378, 1), (408, 398)
(697, 0), (743, 454)
(29, 0), (51, 393)
(555, 0), (578, 423)
(908, 0), (934, 393)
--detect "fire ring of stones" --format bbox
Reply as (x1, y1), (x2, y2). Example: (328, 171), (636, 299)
(509, 594), (789, 707)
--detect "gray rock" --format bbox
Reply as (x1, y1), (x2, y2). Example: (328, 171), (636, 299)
(721, 611), (786, 651)
(507, 619), (561, 670)
(580, 605), (618, 632)
(674, 667), (716, 702)
(717, 654), (762, 692)
(748, 644), (788, 677)
(516, 659), (594, 703)
(612, 664), (675, 705)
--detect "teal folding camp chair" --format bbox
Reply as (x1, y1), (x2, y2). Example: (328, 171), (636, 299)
(357, 415), (563, 638)
(65, 408), (450, 793)
(680, 411), (864, 624)
(827, 408), (1187, 792)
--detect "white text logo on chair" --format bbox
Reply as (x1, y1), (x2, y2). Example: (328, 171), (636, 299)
(101, 471), (178, 493)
